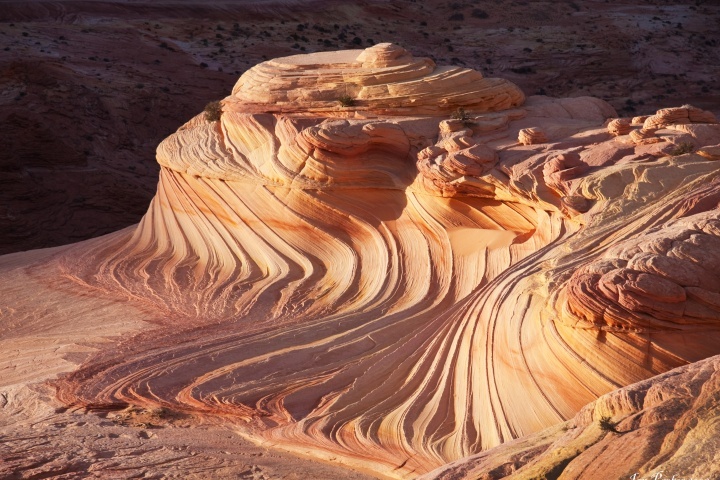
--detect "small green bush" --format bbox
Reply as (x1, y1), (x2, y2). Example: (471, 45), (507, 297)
(338, 95), (356, 107)
(204, 100), (222, 122)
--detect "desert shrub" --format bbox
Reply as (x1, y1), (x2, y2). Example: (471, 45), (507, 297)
(510, 66), (536, 74)
(598, 416), (619, 433)
(338, 95), (356, 107)
(472, 9), (489, 18)
(451, 107), (468, 121)
(204, 100), (222, 122)
(150, 407), (169, 418)
(451, 107), (475, 126)
(670, 142), (695, 156)
(449, 13), (464, 21)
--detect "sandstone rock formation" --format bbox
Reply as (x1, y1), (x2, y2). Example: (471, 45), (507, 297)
(630, 127), (660, 144)
(698, 145), (720, 161)
(419, 354), (720, 480)
(518, 126), (547, 145)
(232, 43), (525, 115)
(2, 44), (720, 479)
(607, 118), (631, 136)
(643, 105), (718, 130)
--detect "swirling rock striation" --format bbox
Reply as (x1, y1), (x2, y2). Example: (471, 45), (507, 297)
(561, 212), (720, 333)
(231, 43), (525, 115)
(2, 44), (720, 479)
(419, 354), (720, 480)
(518, 127), (547, 145)
(643, 105), (717, 130)
(607, 118), (631, 136)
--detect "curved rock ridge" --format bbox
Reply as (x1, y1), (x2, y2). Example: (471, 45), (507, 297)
(231, 43), (525, 115)
(3, 46), (720, 479)
(561, 212), (720, 333)
(643, 105), (718, 130)
(418, 354), (720, 480)
(156, 110), (418, 188)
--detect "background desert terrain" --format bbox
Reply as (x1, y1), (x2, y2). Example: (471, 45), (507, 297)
(1, 0), (719, 254)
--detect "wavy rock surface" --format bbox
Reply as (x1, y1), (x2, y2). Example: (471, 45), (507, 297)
(232, 43), (525, 115)
(418, 354), (720, 480)
(518, 127), (547, 145)
(3, 45), (720, 479)
(607, 118), (631, 137)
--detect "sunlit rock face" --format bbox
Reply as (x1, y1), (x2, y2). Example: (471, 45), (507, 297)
(418, 354), (720, 480)
(18, 43), (720, 478)
(231, 42), (525, 115)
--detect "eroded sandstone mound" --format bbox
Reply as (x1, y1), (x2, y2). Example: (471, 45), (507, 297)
(232, 43), (524, 114)
(2, 44), (720, 479)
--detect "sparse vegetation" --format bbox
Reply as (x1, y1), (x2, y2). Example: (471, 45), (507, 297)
(471, 9), (489, 19)
(598, 416), (620, 433)
(109, 404), (183, 429)
(338, 95), (356, 107)
(151, 407), (170, 419)
(204, 100), (223, 122)
(670, 142), (695, 156)
(451, 107), (468, 121)
(510, 66), (536, 74)
(451, 107), (475, 127)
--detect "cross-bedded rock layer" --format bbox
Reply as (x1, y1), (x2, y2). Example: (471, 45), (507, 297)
(3, 44), (720, 478)
(419, 354), (720, 480)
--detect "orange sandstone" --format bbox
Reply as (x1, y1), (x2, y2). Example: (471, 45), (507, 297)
(2, 45), (720, 479)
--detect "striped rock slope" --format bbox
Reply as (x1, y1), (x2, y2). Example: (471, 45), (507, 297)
(2, 44), (720, 479)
